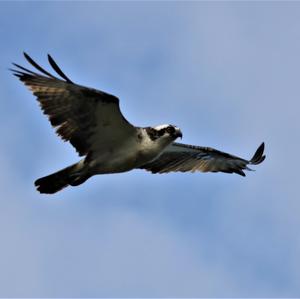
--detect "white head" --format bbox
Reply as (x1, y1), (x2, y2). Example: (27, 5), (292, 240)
(145, 124), (183, 144)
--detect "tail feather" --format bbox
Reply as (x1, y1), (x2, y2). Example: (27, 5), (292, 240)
(34, 163), (89, 194)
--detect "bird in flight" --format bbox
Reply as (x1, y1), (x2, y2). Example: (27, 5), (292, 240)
(11, 53), (266, 194)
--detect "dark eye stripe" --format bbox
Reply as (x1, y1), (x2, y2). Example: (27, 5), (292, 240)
(166, 126), (175, 134)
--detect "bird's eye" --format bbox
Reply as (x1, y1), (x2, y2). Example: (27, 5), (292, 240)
(166, 126), (175, 134)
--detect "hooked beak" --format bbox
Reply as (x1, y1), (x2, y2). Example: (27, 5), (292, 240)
(175, 129), (183, 139)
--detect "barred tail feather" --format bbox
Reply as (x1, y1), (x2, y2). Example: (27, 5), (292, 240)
(34, 163), (89, 194)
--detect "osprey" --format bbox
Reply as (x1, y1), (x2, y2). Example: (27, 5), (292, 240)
(11, 53), (266, 194)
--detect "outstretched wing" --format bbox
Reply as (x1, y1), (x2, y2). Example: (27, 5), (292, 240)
(11, 53), (136, 156)
(139, 142), (265, 176)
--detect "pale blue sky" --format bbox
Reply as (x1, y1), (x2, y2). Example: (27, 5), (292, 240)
(0, 1), (299, 297)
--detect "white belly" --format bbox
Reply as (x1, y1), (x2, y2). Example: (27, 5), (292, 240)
(89, 141), (163, 174)
(87, 132), (173, 175)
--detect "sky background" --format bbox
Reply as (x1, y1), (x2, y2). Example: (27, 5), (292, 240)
(0, 1), (299, 297)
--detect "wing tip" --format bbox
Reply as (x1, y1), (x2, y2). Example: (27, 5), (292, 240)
(250, 142), (266, 165)
(23, 51), (30, 60)
(12, 52), (73, 83)
(47, 53), (74, 83)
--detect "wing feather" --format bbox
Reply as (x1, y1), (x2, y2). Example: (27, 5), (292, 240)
(139, 142), (265, 176)
(47, 54), (73, 83)
(23, 52), (58, 79)
(11, 53), (136, 156)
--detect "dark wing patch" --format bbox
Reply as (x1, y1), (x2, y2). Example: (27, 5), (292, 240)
(139, 142), (265, 176)
(11, 53), (136, 156)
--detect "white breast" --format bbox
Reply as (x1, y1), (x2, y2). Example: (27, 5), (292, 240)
(89, 128), (173, 174)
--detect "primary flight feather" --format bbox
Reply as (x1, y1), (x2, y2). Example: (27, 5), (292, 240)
(11, 53), (266, 194)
